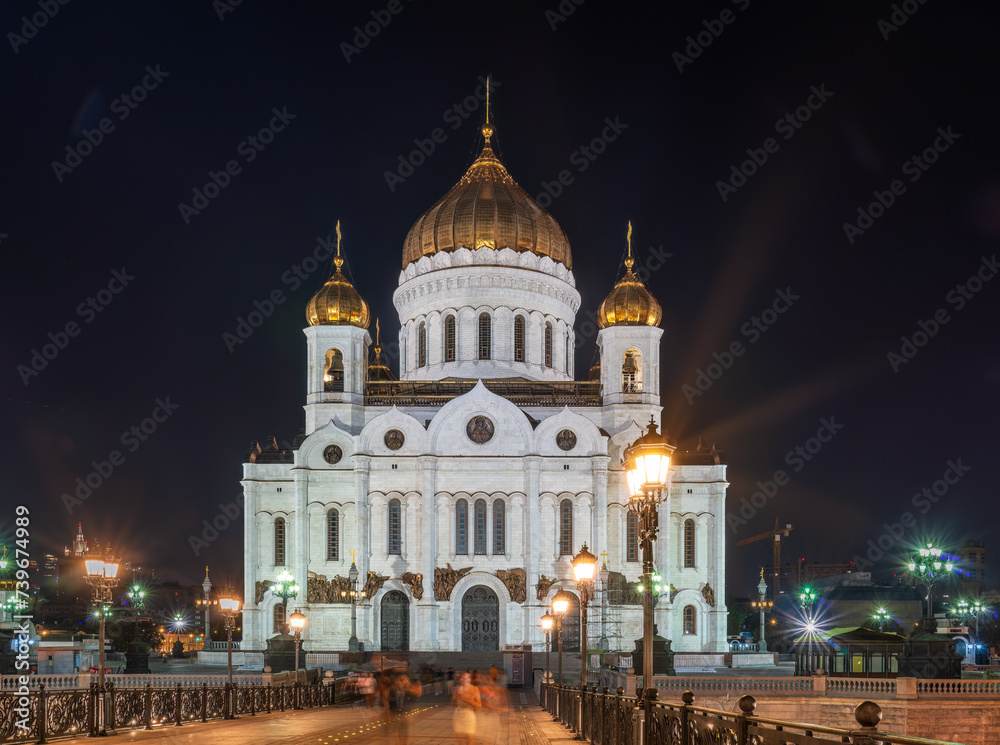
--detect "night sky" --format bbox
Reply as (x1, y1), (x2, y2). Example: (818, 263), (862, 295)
(3, 1), (998, 597)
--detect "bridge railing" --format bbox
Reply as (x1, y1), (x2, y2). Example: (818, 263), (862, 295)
(0, 676), (356, 743)
(541, 684), (965, 745)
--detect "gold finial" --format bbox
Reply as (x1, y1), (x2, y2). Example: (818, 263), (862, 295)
(205, 565), (209, 577)
(760, 567), (765, 580)
(334, 220), (344, 271)
(625, 220), (635, 272)
(482, 74), (494, 143)
(375, 318), (381, 349)
(349, 549), (358, 563)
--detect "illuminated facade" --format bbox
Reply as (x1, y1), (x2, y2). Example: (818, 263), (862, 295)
(241, 116), (729, 657)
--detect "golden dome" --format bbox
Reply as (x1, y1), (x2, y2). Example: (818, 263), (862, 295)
(597, 223), (662, 329)
(306, 222), (370, 328)
(401, 125), (572, 270)
(367, 320), (397, 382)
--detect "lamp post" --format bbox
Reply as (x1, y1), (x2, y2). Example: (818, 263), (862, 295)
(288, 610), (306, 705)
(540, 613), (554, 689)
(955, 599), (990, 664)
(271, 569), (300, 634)
(341, 559), (364, 652)
(623, 416), (676, 689)
(219, 593), (241, 685)
(84, 553), (120, 735)
(872, 606), (891, 633)
(751, 570), (773, 652)
(552, 590), (572, 686)
(598, 558), (610, 651)
(572, 544), (597, 678)
(906, 542), (954, 625)
(798, 586), (818, 675)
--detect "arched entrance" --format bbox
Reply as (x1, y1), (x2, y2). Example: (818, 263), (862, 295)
(461, 585), (499, 651)
(560, 593), (581, 652)
(380, 590), (409, 651)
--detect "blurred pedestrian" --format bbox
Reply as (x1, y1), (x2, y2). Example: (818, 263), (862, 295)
(452, 671), (480, 745)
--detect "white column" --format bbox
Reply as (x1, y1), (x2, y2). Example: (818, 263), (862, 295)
(293, 469), (308, 612)
(242, 481), (260, 648)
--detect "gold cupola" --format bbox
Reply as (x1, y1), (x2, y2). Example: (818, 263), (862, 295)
(401, 81), (572, 270)
(367, 319), (397, 382)
(306, 221), (370, 328)
(597, 222), (662, 329)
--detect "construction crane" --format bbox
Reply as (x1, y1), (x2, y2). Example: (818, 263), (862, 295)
(736, 518), (793, 597)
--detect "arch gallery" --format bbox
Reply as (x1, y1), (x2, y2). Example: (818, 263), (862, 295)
(241, 114), (730, 656)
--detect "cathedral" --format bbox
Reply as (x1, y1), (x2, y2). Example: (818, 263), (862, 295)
(241, 111), (730, 658)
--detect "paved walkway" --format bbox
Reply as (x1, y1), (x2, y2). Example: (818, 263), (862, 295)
(95, 689), (575, 745)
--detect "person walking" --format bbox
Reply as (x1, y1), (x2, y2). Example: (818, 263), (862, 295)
(452, 671), (481, 745)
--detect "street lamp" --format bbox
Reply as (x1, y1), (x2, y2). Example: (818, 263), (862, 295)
(572, 544), (597, 677)
(552, 589), (573, 686)
(540, 613), (554, 689)
(906, 542), (954, 623)
(84, 553), (119, 735)
(218, 592), (241, 686)
(271, 569), (300, 634)
(871, 606), (891, 633)
(288, 610), (306, 702)
(798, 586), (819, 675)
(751, 570), (773, 652)
(598, 559), (610, 651)
(623, 416), (676, 689)
(955, 599), (990, 664)
(341, 559), (364, 652)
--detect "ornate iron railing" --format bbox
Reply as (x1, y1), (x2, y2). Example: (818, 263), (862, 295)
(0, 678), (354, 743)
(542, 684), (966, 745)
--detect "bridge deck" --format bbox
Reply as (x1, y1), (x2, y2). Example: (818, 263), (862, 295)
(94, 689), (572, 745)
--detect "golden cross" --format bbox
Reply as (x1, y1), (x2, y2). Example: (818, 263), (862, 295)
(485, 74), (491, 127)
(626, 221), (632, 259)
(335, 220), (342, 258)
(375, 319), (381, 347)
(349, 549), (358, 562)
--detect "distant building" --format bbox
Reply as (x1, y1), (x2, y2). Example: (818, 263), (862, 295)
(762, 560), (857, 592)
(808, 573), (923, 630)
(955, 540), (986, 595)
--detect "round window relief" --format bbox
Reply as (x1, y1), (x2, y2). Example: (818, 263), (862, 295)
(556, 429), (577, 451)
(384, 429), (405, 451)
(466, 415), (495, 444)
(323, 444), (343, 464)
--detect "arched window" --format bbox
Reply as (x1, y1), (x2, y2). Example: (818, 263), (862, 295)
(559, 499), (573, 555)
(456, 499), (468, 555)
(418, 322), (427, 368)
(626, 512), (639, 562)
(273, 603), (286, 633)
(684, 519), (695, 568)
(683, 605), (696, 635)
(444, 315), (456, 362)
(324, 349), (344, 392)
(388, 498), (402, 555)
(474, 499), (487, 555)
(623, 349), (642, 393)
(544, 323), (553, 368)
(274, 517), (286, 566)
(478, 313), (492, 360)
(326, 509), (339, 561)
(492, 499), (505, 555)
(513, 316), (525, 362)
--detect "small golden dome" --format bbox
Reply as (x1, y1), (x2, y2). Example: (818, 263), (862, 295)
(597, 223), (662, 329)
(306, 222), (370, 328)
(401, 133), (572, 270)
(367, 320), (397, 382)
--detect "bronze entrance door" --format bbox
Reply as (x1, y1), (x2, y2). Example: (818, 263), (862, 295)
(461, 585), (499, 651)
(381, 590), (409, 651)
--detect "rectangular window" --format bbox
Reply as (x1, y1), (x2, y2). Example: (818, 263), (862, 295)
(852, 654), (865, 674)
(514, 317), (525, 362)
(478, 314), (491, 360)
(474, 500), (487, 555)
(456, 500), (468, 555)
(492, 501), (505, 555)
(445, 316), (456, 362)
(870, 655), (884, 673)
(626, 513), (638, 562)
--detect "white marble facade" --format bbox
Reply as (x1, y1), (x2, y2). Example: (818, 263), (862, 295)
(241, 147), (729, 656)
